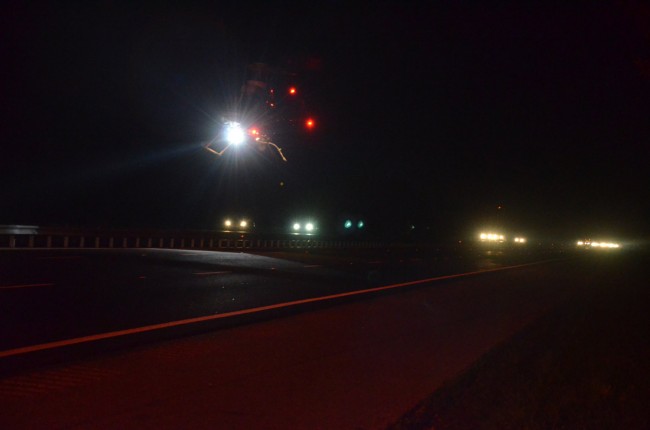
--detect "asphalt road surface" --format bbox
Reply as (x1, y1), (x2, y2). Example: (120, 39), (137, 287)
(0, 246), (540, 354)
(0, 247), (618, 429)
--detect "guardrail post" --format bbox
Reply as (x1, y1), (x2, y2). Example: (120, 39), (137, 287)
(135, 238), (140, 248)
(170, 238), (175, 248)
(9, 235), (16, 248)
(28, 235), (34, 248)
(147, 238), (152, 248)
(109, 237), (114, 248)
(80, 237), (85, 248)
(95, 237), (100, 248)
(47, 236), (52, 248)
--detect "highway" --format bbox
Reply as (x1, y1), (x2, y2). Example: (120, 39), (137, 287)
(1, 248), (382, 353)
(0, 247), (622, 429)
(0, 246), (543, 355)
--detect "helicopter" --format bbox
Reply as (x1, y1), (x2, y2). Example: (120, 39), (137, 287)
(204, 62), (316, 162)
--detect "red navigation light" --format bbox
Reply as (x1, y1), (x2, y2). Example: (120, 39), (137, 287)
(248, 127), (261, 140)
(288, 86), (297, 95)
(305, 118), (315, 130)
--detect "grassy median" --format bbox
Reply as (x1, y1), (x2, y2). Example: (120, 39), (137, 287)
(389, 252), (650, 430)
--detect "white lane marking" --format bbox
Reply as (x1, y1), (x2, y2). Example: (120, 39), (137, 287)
(0, 259), (557, 359)
(193, 271), (232, 276)
(0, 283), (55, 290)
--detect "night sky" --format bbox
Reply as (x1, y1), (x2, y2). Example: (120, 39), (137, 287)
(2, 2), (649, 241)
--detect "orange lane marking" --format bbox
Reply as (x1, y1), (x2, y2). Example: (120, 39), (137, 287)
(0, 283), (55, 290)
(0, 259), (558, 359)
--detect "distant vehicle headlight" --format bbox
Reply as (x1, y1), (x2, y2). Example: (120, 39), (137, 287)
(479, 232), (505, 242)
(577, 240), (620, 249)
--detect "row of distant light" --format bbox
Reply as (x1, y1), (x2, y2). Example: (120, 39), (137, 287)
(224, 218), (315, 233)
(479, 233), (526, 243)
(224, 219), (369, 234)
(223, 218), (315, 234)
(577, 241), (620, 249)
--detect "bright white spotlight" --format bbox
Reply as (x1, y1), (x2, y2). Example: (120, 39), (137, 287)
(224, 122), (245, 145)
(224, 219), (232, 227)
(305, 222), (315, 232)
(293, 223), (301, 231)
(240, 220), (248, 228)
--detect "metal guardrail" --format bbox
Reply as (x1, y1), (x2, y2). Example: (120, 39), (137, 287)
(0, 233), (383, 251)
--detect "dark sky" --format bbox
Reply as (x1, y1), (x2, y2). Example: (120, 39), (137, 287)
(2, 2), (649, 241)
